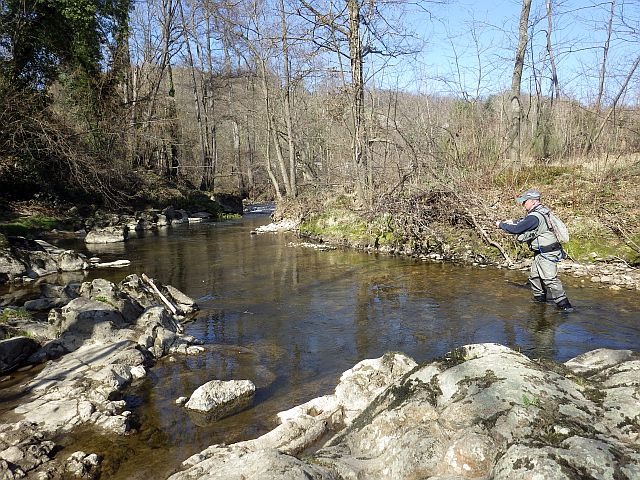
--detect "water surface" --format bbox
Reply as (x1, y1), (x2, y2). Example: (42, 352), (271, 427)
(2, 214), (639, 478)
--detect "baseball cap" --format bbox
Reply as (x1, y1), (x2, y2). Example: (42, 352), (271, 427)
(516, 189), (541, 205)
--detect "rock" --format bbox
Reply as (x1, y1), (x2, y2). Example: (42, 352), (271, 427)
(252, 219), (299, 234)
(162, 208), (189, 225)
(26, 339), (68, 363)
(0, 337), (40, 374)
(184, 380), (255, 419)
(213, 193), (243, 214)
(49, 297), (127, 351)
(64, 451), (101, 478)
(156, 214), (169, 227)
(165, 285), (198, 315)
(14, 341), (142, 435)
(0, 421), (55, 473)
(79, 278), (143, 323)
(23, 297), (62, 311)
(23, 282), (78, 311)
(169, 344), (640, 480)
(135, 306), (181, 358)
(565, 348), (636, 375)
(85, 226), (127, 244)
(0, 249), (27, 283)
(1, 238), (88, 283)
(1, 273), (200, 477)
(58, 250), (88, 272)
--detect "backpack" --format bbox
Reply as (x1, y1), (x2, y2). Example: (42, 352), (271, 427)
(540, 210), (570, 243)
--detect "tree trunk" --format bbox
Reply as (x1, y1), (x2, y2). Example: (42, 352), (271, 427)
(259, 65), (282, 200)
(545, 0), (560, 102)
(279, 0), (297, 197)
(347, 0), (368, 205)
(178, 0), (209, 182)
(508, 0), (532, 164)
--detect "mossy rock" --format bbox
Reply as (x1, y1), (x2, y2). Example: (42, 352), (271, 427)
(0, 215), (61, 237)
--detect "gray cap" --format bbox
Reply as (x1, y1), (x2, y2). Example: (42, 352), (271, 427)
(516, 189), (541, 205)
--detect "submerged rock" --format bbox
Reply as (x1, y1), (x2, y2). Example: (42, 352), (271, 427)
(170, 343), (640, 480)
(185, 379), (256, 419)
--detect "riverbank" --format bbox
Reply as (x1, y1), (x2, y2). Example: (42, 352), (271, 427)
(266, 177), (640, 292)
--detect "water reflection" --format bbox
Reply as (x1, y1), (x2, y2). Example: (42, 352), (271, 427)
(2, 215), (639, 479)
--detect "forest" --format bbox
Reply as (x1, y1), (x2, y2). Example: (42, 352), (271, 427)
(1, 0), (639, 263)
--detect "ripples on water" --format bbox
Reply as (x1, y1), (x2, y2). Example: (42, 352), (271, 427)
(2, 214), (639, 478)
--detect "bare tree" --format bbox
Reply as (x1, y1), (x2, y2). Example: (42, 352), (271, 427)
(508, 0), (532, 164)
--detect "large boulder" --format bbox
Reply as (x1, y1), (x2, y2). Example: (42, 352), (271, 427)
(169, 344), (640, 480)
(119, 274), (198, 317)
(162, 207), (189, 225)
(79, 278), (144, 323)
(213, 193), (243, 215)
(24, 282), (79, 311)
(49, 297), (128, 351)
(85, 226), (127, 244)
(14, 340), (147, 436)
(0, 336), (40, 373)
(184, 380), (256, 419)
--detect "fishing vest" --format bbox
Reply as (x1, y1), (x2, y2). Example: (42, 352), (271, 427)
(516, 205), (562, 253)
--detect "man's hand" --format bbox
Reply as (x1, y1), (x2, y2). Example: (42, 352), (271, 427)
(495, 220), (502, 228)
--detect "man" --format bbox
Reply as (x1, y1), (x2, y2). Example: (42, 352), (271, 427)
(496, 189), (573, 312)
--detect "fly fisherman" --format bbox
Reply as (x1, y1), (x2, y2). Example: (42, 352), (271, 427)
(496, 189), (573, 312)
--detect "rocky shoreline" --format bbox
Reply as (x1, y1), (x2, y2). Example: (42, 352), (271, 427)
(0, 206), (223, 286)
(168, 343), (640, 479)
(0, 274), (204, 478)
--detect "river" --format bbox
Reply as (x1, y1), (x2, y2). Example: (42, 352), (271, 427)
(2, 211), (640, 478)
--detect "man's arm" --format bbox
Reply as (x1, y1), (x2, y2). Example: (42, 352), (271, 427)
(498, 215), (539, 234)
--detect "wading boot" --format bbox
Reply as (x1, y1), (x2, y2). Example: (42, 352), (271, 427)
(556, 298), (574, 313)
(533, 295), (547, 303)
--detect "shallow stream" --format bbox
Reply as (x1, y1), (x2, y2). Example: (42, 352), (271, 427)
(2, 212), (639, 478)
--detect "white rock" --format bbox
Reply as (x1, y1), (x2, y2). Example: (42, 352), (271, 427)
(185, 380), (255, 419)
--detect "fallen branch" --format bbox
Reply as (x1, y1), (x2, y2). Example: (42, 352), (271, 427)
(448, 190), (514, 265)
(142, 273), (177, 315)
(466, 211), (514, 266)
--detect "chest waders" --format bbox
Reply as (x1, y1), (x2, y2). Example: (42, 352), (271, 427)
(517, 205), (571, 309)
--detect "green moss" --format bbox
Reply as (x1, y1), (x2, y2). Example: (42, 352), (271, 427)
(299, 210), (376, 245)
(522, 393), (541, 408)
(0, 307), (32, 323)
(564, 237), (628, 262)
(219, 213), (242, 221)
(0, 215), (61, 237)
(94, 296), (118, 308)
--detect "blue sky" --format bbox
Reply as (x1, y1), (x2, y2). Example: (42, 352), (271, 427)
(368, 0), (640, 104)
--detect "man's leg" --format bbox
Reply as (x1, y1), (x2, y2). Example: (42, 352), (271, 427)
(537, 255), (573, 310)
(528, 255), (547, 302)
